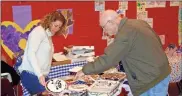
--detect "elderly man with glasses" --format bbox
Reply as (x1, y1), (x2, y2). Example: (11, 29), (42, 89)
(75, 10), (171, 96)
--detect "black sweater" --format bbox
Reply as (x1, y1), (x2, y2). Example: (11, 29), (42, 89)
(1, 61), (20, 86)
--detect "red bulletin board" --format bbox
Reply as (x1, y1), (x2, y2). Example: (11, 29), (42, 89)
(1, 1), (179, 65)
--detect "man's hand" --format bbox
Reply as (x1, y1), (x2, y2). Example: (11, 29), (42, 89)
(39, 76), (46, 86)
(74, 70), (85, 81)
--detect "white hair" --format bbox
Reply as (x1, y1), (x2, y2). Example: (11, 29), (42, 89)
(100, 10), (119, 24)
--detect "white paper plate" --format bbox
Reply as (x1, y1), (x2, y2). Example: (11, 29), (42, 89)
(46, 78), (67, 93)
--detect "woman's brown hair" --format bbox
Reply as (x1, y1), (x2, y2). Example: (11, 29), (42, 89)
(40, 11), (67, 35)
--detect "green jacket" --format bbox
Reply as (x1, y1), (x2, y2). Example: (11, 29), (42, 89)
(82, 17), (171, 96)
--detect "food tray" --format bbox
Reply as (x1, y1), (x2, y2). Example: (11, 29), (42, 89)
(100, 72), (126, 81)
(88, 80), (120, 96)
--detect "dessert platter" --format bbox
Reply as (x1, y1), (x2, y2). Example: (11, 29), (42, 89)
(68, 84), (89, 92)
(87, 80), (120, 96)
(100, 72), (126, 81)
(80, 75), (99, 85)
(67, 82), (88, 96)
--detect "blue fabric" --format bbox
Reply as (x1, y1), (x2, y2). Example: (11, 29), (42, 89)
(140, 75), (170, 96)
(73, 80), (86, 85)
(13, 54), (23, 75)
(123, 81), (129, 85)
(118, 61), (125, 72)
(15, 56), (22, 67)
(20, 71), (48, 95)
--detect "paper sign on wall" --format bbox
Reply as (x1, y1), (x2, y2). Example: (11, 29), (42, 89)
(137, 11), (148, 20)
(159, 35), (165, 45)
(95, 0), (105, 11)
(146, 1), (156, 8)
(137, 0), (146, 12)
(119, 1), (128, 10)
(170, 1), (179, 6)
(146, 1), (166, 8)
(143, 18), (153, 28)
(155, 1), (166, 7)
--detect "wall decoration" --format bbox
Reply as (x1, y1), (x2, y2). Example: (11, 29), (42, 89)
(146, 1), (166, 8)
(137, 0), (146, 12)
(155, 1), (166, 8)
(137, 11), (148, 20)
(1, 20), (40, 59)
(119, 1), (128, 10)
(12, 5), (32, 29)
(58, 9), (74, 38)
(95, 0), (105, 11)
(170, 1), (179, 6)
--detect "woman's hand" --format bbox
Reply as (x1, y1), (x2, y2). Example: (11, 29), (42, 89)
(39, 76), (46, 86)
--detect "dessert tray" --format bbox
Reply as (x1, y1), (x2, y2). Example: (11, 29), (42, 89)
(68, 84), (89, 92)
(80, 75), (99, 85)
(87, 80), (120, 96)
(100, 72), (126, 81)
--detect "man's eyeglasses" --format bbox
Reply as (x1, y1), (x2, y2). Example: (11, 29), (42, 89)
(101, 20), (111, 30)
